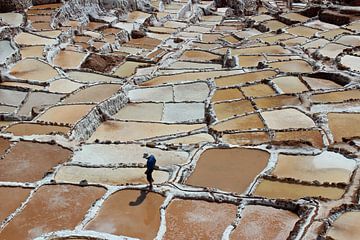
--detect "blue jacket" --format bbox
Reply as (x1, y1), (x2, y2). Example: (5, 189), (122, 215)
(146, 155), (156, 172)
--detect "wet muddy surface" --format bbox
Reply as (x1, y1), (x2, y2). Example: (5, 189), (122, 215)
(0, 1), (359, 239)
(187, 148), (269, 193)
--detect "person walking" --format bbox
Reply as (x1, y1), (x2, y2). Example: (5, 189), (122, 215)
(143, 153), (156, 189)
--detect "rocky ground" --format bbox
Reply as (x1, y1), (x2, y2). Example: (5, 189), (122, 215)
(0, 0), (359, 239)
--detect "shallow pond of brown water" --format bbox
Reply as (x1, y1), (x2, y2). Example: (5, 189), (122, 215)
(269, 60), (313, 73)
(222, 131), (270, 145)
(20, 46), (44, 58)
(86, 190), (163, 239)
(48, 79), (84, 94)
(241, 83), (276, 98)
(0, 88), (27, 106)
(54, 50), (87, 69)
(211, 88), (244, 102)
(63, 84), (121, 104)
(254, 95), (301, 109)
(214, 70), (277, 88)
(164, 199), (237, 240)
(310, 89), (360, 103)
(254, 180), (345, 200)
(5, 123), (70, 136)
(0, 141), (71, 182)
(0, 185), (105, 240)
(214, 100), (255, 120)
(328, 113), (360, 142)
(272, 151), (356, 183)
(327, 211), (360, 240)
(187, 148), (269, 193)
(231, 205), (299, 240)
(36, 104), (95, 125)
(261, 109), (315, 130)
(0, 187), (31, 222)
(10, 59), (58, 82)
(273, 130), (324, 148)
(212, 113), (265, 132)
(272, 76), (309, 93)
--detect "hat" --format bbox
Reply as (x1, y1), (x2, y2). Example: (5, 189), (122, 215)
(143, 153), (149, 159)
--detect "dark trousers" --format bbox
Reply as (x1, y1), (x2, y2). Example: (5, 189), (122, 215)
(146, 170), (154, 183)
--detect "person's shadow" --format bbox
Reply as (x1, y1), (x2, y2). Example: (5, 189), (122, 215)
(129, 189), (149, 206)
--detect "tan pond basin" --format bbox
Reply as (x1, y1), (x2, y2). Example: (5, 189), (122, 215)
(212, 88), (244, 102)
(241, 83), (276, 98)
(286, 26), (319, 38)
(167, 61), (222, 70)
(272, 76), (309, 93)
(310, 89), (360, 103)
(318, 43), (348, 59)
(67, 71), (120, 83)
(282, 36), (308, 47)
(340, 55), (360, 72)
(269, 60), (313, 73)
(185, 25), (212, 33)
(272, 151), (356, 183)
(201, 33), (223, 43)
(157, 133), (215, 145)
(36, 104), (95, 125)
(48, 78), (84, 93)
(190, 42), (223, 50)
(53, 50), (87, 69)
(319, 28), (352, 40)
(36, 30), (62, 38)
(179, 50), (222, 62)
(273, 130), (324, 148)
(328, 113), (360, 142)
(14, 32), (57, 46)
(302, 38), (330, 50)
(261, 109), (315, 130)
(124, 37), (161, 50)
(88, 121), (206, 142)
(0, 187), (31, 222)
(187, 148), (269, 193)
(31, 22), (53, 31)
(254, 180), (345, 200)
(0, 88), (27, 106)
(5, 123), (70, 136)
(0, 13), (23, 27)
(215, 70), (277, 87)
(302, 76), (342, 90)
(20, 46), (44, 58)
(281, 12), (309, 23)
(86, 190), (163, 240)
(0, 185), (105, 240)
(18, 91), (64, 117)
(232, 45), (291, 55)
(254, 95), (301, 109)
(214, 100), (255, 120)
(73, 144), (189, 166)
(0, 81), (44, 90)
(55, 166), (169, 185)
(113, 61), (150, 78)
(10, 59), (58, 82)
(63, 84), (121, 104)
(250, 14), (273, 22)
(212, 113), (265, 132)
(0, 137), (11, 155)
(261, 20), (287, 31)
(0, 141), (71, 182)
(164, 199), (237, 240)
(231, 205), (299, 239)
(238, 55), (266, 67)
(327, 211), (360, 240)
(142, 69), (245, 86)
(222, 131), (270, 145)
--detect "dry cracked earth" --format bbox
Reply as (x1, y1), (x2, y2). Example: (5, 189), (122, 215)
(0, 0), (360, 239)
